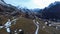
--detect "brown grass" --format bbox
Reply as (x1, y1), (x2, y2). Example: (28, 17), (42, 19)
(0, 17), (51, 34)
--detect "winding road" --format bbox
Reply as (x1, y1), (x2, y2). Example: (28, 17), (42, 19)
(33, 19), (40, 34)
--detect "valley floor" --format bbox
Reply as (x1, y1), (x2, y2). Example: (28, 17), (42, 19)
(0, 16), (60, 34)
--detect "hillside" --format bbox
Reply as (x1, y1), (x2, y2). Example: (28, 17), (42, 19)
(0, 0), (60, 34)
(0, 17), (51, 34)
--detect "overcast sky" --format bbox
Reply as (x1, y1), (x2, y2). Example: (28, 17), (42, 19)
(4, 0), (60, 9)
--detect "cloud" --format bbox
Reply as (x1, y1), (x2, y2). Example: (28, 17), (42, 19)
(4, 0), (60, 9)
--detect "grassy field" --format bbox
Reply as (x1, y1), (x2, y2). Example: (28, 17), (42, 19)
(38, 18), (60, 34)
(0, 16), (54, 34)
